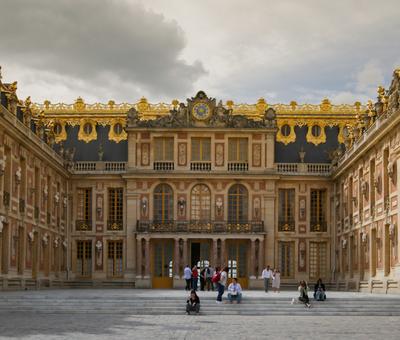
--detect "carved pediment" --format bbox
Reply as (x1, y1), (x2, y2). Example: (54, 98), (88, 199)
(126, 91), (277, 129)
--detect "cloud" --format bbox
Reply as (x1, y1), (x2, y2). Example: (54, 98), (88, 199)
(0, 0), (206, 102)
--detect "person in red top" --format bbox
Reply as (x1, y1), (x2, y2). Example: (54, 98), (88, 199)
(191, 265), (199, 291)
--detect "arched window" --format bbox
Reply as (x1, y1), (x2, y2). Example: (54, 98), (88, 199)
(153, 184), (173, 222)
(228, 184), (248, 222)
(191, 184), (211, 220)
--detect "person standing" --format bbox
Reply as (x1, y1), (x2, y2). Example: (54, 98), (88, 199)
(261, 265), (273, 293)
(184, 264), (192, 291)
(272, 269), (281, 293)
(216, 266), (228, 303)
(200, 267), (206, 291)
(192, 265), (199, 291)
(205, 266), (214, 291)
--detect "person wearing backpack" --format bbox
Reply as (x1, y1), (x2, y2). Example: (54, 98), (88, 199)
(205, 266), (214, 291)
(216, 266), (228, 304)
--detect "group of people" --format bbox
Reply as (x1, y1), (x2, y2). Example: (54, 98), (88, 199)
(185, 265), (243, 314)
(184, 264), (215, 292)
(261, 265), (281, 293)
(292, 278), (327, 308)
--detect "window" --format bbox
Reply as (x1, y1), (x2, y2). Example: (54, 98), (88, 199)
(228, 184), (248, 222)
(311, 125), (321, 137)
(279, 241), (294, 278)
(154, 137), (174, 161)
(108, 188), (123, 230)
(153, 184), (173, 222)
(228, 138), (248, 162)
(191, 184), (211, 220)
(113, 123), (123, 135)
(191, 138), (211, 161)
(278, 189), (295, 231)
(108, 240), (123, 277)
(76, 188), (92, 230)
(76, 240), (92, 277)
(310, 189), (326, 231)
(309, 242), (327, 280)
(83, 123), (93, 135)
(281, 124), (291, 137)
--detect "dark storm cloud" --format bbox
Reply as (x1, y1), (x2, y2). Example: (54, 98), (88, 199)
(0, 0), (206, 98)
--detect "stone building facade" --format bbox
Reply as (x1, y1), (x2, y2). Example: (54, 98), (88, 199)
(0, 67), (399, 291)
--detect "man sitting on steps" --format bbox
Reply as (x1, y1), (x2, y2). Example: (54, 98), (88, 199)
(227, 278), (242, 304)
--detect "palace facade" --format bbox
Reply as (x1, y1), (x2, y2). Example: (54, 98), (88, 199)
(0, 67), (399, 291)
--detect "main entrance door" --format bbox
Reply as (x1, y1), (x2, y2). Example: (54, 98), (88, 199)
(227, 240), (248, 288)
(152, 240), (173, 288)
(190, 241), (211, 268)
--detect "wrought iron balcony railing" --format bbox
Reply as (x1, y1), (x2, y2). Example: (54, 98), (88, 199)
(278, 220), (295, 232)
(310, 220), (327, 232)
(136, 220), (264, 233)
(107, 219), (123, 231)
(75, 219), (92, 231)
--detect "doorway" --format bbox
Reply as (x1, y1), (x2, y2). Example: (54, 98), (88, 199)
(152, 240), (173, 288)
(190, 241), (211, 269)
(227, 240), (249, 288)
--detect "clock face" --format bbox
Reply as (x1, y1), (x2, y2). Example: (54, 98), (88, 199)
(192, 102), (210, 120)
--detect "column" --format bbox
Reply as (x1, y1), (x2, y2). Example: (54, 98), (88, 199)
(136, 237), (142, 278)
(144, 237), (150, 278)
(127, 132), (136, 169)
(221, 238), (226, 268)
(349, 235), (353, 278)
(263, 192), (275, 267)
(174, 238), (180, 278)
(182, 238), (188, 268)
(212, 238), (218, 268)
(126, 187), (138, 279)
(258, 238), (264, 278)
(265, 133), (275, 170)
(250, 239), (256, 278)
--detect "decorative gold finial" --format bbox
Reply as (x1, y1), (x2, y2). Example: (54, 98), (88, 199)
(172, 99), (179, 110)
(290, 101), (297, 110)
(256, 98), (267, 113)
(320, 98), (332, 112)
(44, 100), (51, 109)
(108, 100), (115, 109)
(226, 100), (234, 109)
(137, 97), (149, 112)
(74, 97), (85, 111)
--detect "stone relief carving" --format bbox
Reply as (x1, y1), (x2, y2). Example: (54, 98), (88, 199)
(253, 144), (261, 167)
(215, 144), (224, 166)
(178, 143), (186, 166)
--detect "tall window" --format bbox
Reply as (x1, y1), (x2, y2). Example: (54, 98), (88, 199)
(309, 242), (327, 279)
(228, 138), (248, 162)
(310, 189), (326, 231)
(76, 188), (92, 230)
(191, 184), (211, 220)
(153, 184), (173, 222)
(228, 184), (248, 222)
(76, 240), (92, 277)
(279, 241), (294, 278)
(154, 137), (174, 161)
(278, 189), (295, 231)
(191, 138), (211, 161)
(108, 188), (123, 230)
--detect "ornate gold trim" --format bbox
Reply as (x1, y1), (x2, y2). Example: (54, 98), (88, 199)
(108, 119), (127, 143)
(78, 119), (97, 143)
(306, 123), (326, 145)
(276, 120), (296, 145)
(53, 120), (67, 143)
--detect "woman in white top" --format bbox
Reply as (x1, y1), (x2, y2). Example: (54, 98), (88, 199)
(272, 269), (281, 293)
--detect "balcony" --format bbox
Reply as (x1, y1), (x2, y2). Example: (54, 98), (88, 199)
(153, 161), (174, 171)
(190, 161), (211, 171)
(3, 191), (10, 207)
(19, 199), (25, 214)
(277, 163), (331, 176)
(136, 220), (264, 233)
(278, 220), (295, 232)
(107, 219), (123, 231)
(75, 220), (92, 231)
(73, 162), (126, 174)
(310, 220), (327, 232)
(228, 162), (249, 172)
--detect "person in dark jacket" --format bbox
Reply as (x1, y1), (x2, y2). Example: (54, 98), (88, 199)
(314, 278), (326, 301)
(186, 290), (200, 314)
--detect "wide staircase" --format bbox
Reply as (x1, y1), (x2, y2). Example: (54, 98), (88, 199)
(1, 290), (400, 316)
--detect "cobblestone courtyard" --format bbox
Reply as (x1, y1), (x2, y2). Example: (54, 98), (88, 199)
(1, 312), (400, 339)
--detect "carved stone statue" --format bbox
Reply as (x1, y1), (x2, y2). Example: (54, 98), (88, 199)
(126, 107), (140, 127)
(387, 68), (400, 114)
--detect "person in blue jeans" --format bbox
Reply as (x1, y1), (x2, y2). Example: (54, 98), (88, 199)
(216, 267), (228, 303)
(227, 278), (242, 303)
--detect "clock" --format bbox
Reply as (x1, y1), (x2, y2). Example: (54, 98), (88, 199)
(192, 102), (211, 120)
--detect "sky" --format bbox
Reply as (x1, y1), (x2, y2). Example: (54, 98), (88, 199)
(0, 0), (399, 105)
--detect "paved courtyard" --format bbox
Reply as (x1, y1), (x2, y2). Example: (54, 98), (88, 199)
(0, 290), (400, 339)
